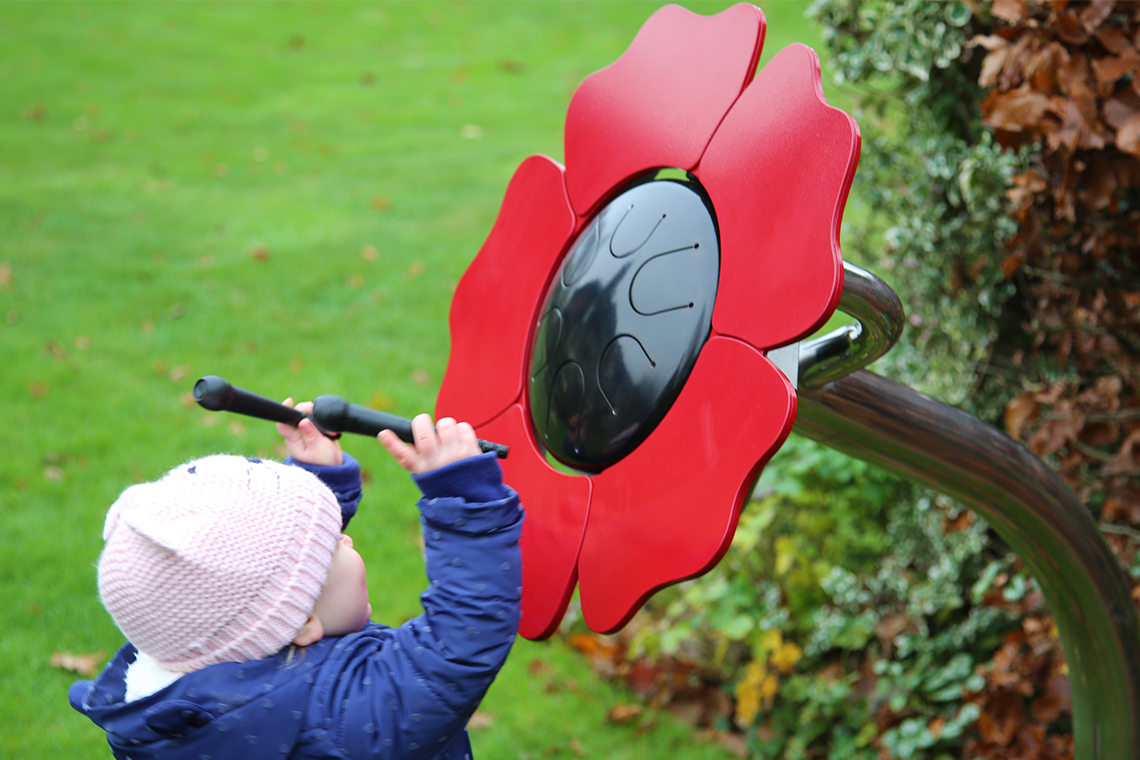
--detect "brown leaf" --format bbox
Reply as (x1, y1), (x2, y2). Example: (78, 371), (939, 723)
(1096, 26), (1135, 56)
(466, 711), (495, 730)
(607, 704), (643, 724)
(50, 650), (104, 677)
(974, 35), (1012, 88)
(1026, 42), (1067, 93)
(1108, 92), (1140, 131)
(1001, 254), (1024, 278)
(0, 262), (11, 291)
(981, 86), (1052, 131)
(1080, 160), (1120, 209)
(250, 245), (271, 262)
(944, 509), (974, 533)
(992, 0), (1027, 23)
(1115, 113), (1140, 159)
(1028, 401), (1085, 457)
(1055, 11), (1091, 45)
(1079, 0), (1116, 35)
(978, 690), (1027, 745)
(1104, 430), (1140, 476)
(1068, 79), (1108, 148)
(1006, 394), (1040, 440)
(1092, 50), (1140, 94)
(1031, 674), (1072, 723)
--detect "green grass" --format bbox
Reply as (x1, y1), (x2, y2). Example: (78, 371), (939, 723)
(0, 2), (834, 757)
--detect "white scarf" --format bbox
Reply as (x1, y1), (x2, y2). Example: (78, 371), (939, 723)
(124, 651), (184, 702)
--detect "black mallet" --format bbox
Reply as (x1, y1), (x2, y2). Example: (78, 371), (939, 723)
(193, 376), (508, 458)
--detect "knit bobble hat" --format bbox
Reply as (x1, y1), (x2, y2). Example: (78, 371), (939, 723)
(98, 455), (342, 672)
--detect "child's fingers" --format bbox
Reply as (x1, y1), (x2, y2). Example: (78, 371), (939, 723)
(297, 417), (324, 443)
(411, 414), (438, 458)
(455, 421), (480, 456)
(276, 398), (302, 441)
(435, 417), (459, 452)
(379, 429), (416, 471)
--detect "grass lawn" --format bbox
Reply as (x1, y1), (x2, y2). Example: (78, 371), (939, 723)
(1, 2), (833, 757)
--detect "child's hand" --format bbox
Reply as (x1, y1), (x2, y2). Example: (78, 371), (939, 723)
(276, 399), (344, 466)
(379, 414), (481, 474)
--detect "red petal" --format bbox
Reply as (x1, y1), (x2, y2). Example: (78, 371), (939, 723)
(477, 405), (592, 640)
(700, 44), (859, 349)
(577, 338), (796, 633)
(437, 155), (578, 428)
(564, 3), (765, 216)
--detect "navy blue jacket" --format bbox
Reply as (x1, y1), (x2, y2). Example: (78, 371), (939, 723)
(70, 452), (523, 760)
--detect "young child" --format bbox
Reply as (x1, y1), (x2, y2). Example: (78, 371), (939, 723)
(69, 403), (523, 760)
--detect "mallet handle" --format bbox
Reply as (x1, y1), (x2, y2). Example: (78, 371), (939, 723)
(193, 376), (340, 438)
(312, 395), (509, 459)
(192, 377), (508, 458)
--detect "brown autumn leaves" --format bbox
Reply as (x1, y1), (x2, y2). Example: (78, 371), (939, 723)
(976, 0), (1140, 526)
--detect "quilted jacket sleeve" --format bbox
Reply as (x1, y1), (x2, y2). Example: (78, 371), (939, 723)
(311, 452), (523, 759)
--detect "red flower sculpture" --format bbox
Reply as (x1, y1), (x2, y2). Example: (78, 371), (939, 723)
(437, 4), (860, 639)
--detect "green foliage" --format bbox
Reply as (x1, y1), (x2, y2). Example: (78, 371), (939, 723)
(634, 438), (1018, 758)
(810, 0), (1026, 415)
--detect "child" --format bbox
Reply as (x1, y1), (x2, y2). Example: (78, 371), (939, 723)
(69, 403), (523, 760)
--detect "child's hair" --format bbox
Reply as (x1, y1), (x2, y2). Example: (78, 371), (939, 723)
(98, 455), (342, 672)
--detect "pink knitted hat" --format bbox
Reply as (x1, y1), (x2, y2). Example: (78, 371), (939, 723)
(98, 455), (342, 672)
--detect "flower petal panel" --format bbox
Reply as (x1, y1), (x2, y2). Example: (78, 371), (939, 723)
(474, 405), (592, 641)
(440, 6), (860, 641)
(437, 155), (578, 428)
(700, 43), (860, 350)
(576, 337), (796, 634)
(563, 3), (765, 216)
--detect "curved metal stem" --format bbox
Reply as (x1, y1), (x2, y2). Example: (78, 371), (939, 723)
(799, 262), (905, 389)
(794, 370), (1140, 759)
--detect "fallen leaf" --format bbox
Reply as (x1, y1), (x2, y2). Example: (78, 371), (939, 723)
(466, 711), (495, 730)
(370, 392), (396, 411)
(1115, 112), (1140, 159)
(51, 650), (104, 677)
(607, 704), (643, 724)
(0, 262), (11, 291)
(991, 0), (1025, 23)
(1005, 394), (1039, 440)
(250, 245), (271, 262)
(22, 102), (47, 122)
